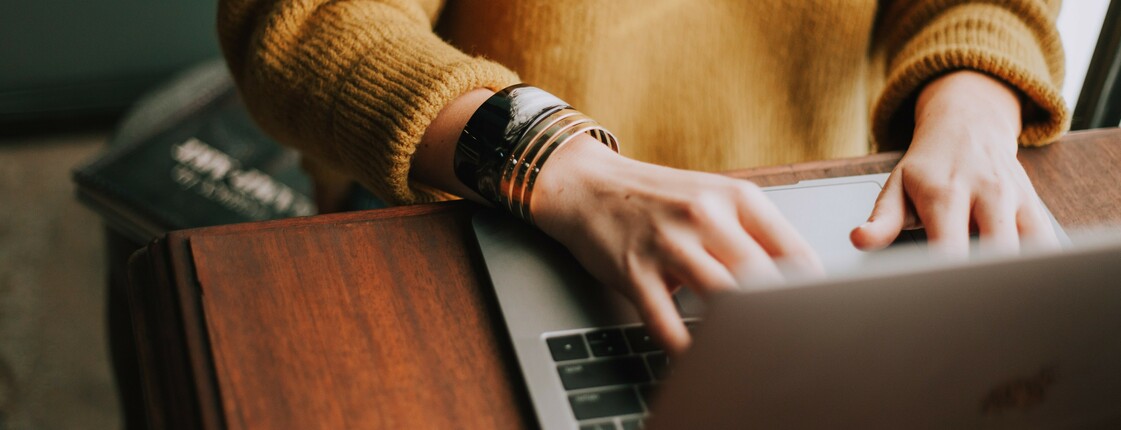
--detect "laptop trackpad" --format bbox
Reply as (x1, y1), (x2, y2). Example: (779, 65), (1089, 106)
(676, 179), (892, 318)
(765, 180), (897, 273)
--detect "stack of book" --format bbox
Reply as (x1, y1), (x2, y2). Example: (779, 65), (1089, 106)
(73, 60), (315, 243)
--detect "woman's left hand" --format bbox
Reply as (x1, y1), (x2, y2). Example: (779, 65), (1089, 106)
(850, 70), (1059, 256)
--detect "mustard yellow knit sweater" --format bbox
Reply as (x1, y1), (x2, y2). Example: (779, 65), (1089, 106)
(218, 0), (1068, 205)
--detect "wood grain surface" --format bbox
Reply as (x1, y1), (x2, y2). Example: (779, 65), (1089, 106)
(1018, 128), (1121, 228)
(188, 209), (530, 429)
(129, 129), (1121, 429)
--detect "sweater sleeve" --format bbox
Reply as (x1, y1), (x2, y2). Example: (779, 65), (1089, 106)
(871, 0), (1069, 150)
(218, 0), (520, 204)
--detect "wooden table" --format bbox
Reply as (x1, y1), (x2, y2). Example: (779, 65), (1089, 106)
(127, 129), (1121, 429)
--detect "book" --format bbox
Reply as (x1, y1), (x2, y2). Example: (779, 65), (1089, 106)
(73, 60), (316, 244)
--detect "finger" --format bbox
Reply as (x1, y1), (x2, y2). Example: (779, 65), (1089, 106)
(851, 171), (917, 251)
(732, 185), (823, 274)
(663, 242), (739, 298)
(631, 269), (691, 355)
(914, 185), (971, 259)
(973, 195), (1019, 255)
(705, 226), (788, 289)
(693, 207), (788, 286)
(1016, 198), (1061, 251)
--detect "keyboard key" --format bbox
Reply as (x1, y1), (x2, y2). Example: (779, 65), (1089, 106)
(585, 329), (629, 356)
(623, 326), (659, 353)
(547, 334), (589, 362)
(557, 356), (651, 390)
(621, 418), (644, 430)
(569, 388), (644, 420)
(580, 422), (616, 430)
(645, 352), (669, 380)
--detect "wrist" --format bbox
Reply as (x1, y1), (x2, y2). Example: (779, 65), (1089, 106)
(413, 88), (495, 201)
(452, 84), (620, 223)
(530, 134), (626, 231)
(914, 70), (1022, 144)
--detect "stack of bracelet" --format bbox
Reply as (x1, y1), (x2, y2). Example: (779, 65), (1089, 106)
(454, 84), (619, 224)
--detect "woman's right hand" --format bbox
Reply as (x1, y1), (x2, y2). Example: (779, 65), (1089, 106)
(531, 135), (823, 355)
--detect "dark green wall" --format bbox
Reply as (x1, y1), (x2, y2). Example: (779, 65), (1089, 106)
(0, 1), (220, 125)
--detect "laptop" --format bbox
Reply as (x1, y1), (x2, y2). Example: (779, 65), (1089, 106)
(471, 174), (1115, 429)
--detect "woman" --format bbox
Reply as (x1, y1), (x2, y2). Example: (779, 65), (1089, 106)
(218, 0), (1069, 354)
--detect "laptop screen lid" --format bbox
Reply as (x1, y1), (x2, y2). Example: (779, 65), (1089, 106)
(648, 237), (1121, 429)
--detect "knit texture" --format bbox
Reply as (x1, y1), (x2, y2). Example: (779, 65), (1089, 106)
(872, 0), (1067, 149)
(218, 0), (1068, 205)
(219, 0), (520, 203)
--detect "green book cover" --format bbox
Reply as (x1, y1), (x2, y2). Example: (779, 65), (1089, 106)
(73, 65), (315, 243)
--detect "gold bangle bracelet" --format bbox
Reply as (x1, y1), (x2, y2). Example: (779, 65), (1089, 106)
(508, 116), (596, 215)
(509, 119), (595, 219)
(511, 114), (604, 217)
(454, 83), (619, 218)
(499, 110), (589, 213)
(502, 110), (587, 203)
(492, 105), (619, 224)
(456, 84), (570, 207)
(517, 123), (618, 223)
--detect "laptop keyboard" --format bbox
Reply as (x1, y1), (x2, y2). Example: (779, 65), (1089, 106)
(545, 320), (698, 429)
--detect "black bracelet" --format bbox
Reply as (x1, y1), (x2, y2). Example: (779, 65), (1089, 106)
(454, 84), (569, 206)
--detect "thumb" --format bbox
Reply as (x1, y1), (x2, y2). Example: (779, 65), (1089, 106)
(851, 172), (910, 251)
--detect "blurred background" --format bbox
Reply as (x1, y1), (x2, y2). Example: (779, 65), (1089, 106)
(0, 1), (1114, 429)
(1, 2), (219, 429)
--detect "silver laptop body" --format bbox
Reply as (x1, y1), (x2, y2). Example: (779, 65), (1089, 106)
(472, 174), (1091, 429)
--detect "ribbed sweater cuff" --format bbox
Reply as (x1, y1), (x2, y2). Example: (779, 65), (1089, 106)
(872, 3), (1069, 150)
(333, 43), (518, 204)
(338, 57), (518, 204)
(246, 1), (522, 205)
